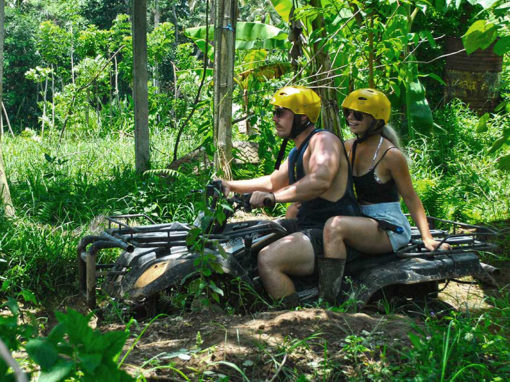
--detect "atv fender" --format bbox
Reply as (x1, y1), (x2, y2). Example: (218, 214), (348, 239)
(104, 247), (254, 301)
(344, 252), (483, 307)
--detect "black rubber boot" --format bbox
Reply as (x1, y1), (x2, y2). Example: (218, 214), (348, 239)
(318, 257), (346, 305)
(279, 292), (300, 309)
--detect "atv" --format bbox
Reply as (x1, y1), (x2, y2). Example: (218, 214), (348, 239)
(77, 182), (497, 312)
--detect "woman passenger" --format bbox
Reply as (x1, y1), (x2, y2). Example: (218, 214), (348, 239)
(318, 88), (448, 304)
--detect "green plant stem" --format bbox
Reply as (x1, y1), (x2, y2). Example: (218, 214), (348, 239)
(119, 313), (167, 367)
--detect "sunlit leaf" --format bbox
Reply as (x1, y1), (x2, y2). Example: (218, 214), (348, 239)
(19, 289), (38, 305)
(407, 79), (433, 134)
(477, 0), (499, 8)
(242, 50), (267, 70)
(270, 0), (293, 22)
(208, 280), (224, 296)
(497, 153), (510, 172)
(488, 136), (509, 154)
(462, 20), (497, 54)
(476, 113), (490, 132)
(419, 73), (446, 85)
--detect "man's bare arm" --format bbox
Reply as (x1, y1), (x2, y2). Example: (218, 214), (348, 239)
(223, 159), (289, 194)
(272, 132), (341, 203)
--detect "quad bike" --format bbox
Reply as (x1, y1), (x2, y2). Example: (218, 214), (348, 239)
(78, 182), (497, 311)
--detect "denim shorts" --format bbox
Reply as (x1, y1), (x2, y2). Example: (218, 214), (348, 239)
(360, 202), (412, 251)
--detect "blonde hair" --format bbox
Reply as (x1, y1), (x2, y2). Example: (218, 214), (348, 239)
(381, 124), (401, 149)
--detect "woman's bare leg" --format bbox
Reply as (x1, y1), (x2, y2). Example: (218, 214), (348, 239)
(323, 216), (393, 259)
(319, 216), (393, 304)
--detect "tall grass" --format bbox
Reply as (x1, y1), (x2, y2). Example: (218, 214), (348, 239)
(408, 100), (509, 223)
(395, 311), (510, 381)
(0, 132), (203, 298)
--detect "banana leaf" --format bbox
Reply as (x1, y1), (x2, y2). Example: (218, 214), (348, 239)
(406, 79), (433, 134)
(184, 22), (288, 54)
(270, 0), (292, 22)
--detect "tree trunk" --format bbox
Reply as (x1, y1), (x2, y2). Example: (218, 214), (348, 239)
(70, 24), (75, 85)
(0, 0), (14, 217)
(213, 0), (237, 178)
(153, 0), (160, 91)
(132, 0), (150, 173)
(310, 0), (342, 138)
(0, 144), (13, 217)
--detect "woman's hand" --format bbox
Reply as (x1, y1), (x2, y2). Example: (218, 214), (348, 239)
(423, 237), (451, 251)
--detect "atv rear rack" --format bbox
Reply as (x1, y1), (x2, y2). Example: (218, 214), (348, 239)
(397, 216), (497, 257)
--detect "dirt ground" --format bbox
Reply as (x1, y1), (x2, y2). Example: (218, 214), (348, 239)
(114, 308), (416, 381)
(3, 266), (507, 381)
(5, 215), (508, 381)
(94, 266), (509, 381)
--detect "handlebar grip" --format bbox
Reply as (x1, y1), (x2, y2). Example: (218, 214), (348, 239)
(263, 196), (275, 208)
(207, 180), (225, 197)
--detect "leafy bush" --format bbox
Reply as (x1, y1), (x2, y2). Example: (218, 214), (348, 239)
(408, 100), (509, 223)
(0, 299), (134, 381)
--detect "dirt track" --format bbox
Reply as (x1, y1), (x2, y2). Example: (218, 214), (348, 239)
(101, 267), (508, 381)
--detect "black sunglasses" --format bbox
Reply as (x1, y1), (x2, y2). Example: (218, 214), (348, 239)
(343, 108), (366, 121)
(273, 107), (288, 118)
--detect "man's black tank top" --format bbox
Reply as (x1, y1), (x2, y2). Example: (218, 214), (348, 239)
(287, 129), (361, 229)
(351, 138), (400, 204)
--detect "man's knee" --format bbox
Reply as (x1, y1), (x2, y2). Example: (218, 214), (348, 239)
(324, 216), (347, 242)
(258, 246), (277, 273)
(258, 234), (314, 275)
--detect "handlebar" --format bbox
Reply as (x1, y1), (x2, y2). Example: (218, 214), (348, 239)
(263, 196), (276, 208)
(196, 181), (276, 212)
(228, 193), (275, 211)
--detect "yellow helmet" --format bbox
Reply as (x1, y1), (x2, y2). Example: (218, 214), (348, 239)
(270, 86), (321, 123)
(341, 88), (391, 123)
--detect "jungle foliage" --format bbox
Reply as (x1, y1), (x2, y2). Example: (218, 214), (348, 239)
(0, 0), (509, 381)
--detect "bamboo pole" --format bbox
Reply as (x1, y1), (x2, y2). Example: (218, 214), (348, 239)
(2, 101), (14, 137)
(132, 0), (150, 173)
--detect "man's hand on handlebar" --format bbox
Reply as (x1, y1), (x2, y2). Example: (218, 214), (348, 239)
(250, 191), (276, 208)
(219, 180), (231, 197)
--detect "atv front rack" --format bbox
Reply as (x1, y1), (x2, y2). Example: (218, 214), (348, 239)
(78, 213), (287, 308)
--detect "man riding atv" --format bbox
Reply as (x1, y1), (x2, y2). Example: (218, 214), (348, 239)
(221, 86), (361, 308)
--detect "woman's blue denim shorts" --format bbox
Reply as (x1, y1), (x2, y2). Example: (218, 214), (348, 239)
(360, 202), (412, 251)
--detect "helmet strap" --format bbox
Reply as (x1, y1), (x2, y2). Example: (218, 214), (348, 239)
(274, 138), (288, 170)
(290, 114), (312, 139)
(355, 119), (383, 143)
(275, 115), (312, 170)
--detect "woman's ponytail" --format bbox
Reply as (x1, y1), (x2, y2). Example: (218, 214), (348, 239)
(381, 124), (401, 149)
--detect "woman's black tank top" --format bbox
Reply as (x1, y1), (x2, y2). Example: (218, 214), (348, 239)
(287, 129), (361, 228)
(351, 139), (399, 204)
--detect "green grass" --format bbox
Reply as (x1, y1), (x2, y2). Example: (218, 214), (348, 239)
(0, 132), (205, 298)
(395, 311), (510, 381)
